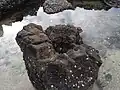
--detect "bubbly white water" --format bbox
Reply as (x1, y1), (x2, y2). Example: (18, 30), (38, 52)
(0, 7), (120, 90)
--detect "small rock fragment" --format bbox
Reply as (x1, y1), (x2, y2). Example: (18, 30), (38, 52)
(0, 25), (3, 37)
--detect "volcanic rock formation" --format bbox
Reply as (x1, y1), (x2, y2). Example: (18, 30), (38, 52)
(0, 25), (3, 37)
(16, 23), (102, 90)
(0, 0), (45, 25)
(1, 0), (120, 25)
(43, 0), (74, 14)
(42, 0), (112, 14)
(104, 0), (120, 8)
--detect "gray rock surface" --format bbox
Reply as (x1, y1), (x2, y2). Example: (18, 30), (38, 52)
(42, 0), (112, 14)
(68, 0), (111, 10)
(0, 0), (120, 25)
(0, 25), (3, 37)
(0, 0), (45, 25)
(43, 0), (73, 14)
(16, 23), (102, 90)
(104, 0), (120, 8)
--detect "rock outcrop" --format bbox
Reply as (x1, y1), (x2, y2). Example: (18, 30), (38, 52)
(0, 0), (120, 24)
(43, 0), (74, 14)
(42, 0), (112, 14)
(67, 0), (111, 10)
(103, 0), (120, 8)
(0, 25), (3, 37)
(1, 0), (120, 25)
(0, 0), (45, 25)
(16, 23), (102, 90)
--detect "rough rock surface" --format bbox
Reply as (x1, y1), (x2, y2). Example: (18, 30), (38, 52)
(0, 0), (120, 24)
(45, 25), (83, 53)
(0, 0), (45, 25)
(67, 0), (112, 10)
(16, 23), (102, 90)
(43, 0), (112, 14)
(104, 0), (120, 8)
(0, 25), (3, 37)
(43, 0), (73, 14)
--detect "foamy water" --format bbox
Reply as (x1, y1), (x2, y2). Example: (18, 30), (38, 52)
(0, 7), (120, 90)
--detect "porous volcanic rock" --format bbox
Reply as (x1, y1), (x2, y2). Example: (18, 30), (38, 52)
(16, 23), (102, 90)
(42, 0), (113, 14)
(45, 25), (83, 53)
(43, 0), (74, 14)
(1, 0), (120, 25)
(67, 0), (111, 10)
(0, 0), (45, 25)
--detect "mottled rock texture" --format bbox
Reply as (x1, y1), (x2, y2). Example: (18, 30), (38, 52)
(0, 25), (3, 37)
(67, 0), (111, 10)
(1, 0), (120, 25)
(104, 0), (120, 8)
(0, 0), (45, 25)
(1, 0), (120, 24)
(43, 0), (113, 14)
(43, 0), (73, 14)
(16, 23), (102, 90)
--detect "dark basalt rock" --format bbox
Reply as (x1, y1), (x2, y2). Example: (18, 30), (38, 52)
(16, 23), (102, 90)
(0, 25), (3, 37)
(0, 0), (45, 25)
(67, 0), (111, 10)
(104, 0), (120, 8)
(45, 25), (83, 53)
(43, 0), (74, 14)
(0, 0), (120, 25)
(42, 0), (112, 14)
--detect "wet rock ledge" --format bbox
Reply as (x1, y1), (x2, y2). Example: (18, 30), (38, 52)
(43, 0), (120, 14)
(0, 0), (45, 25)
(0, 0), (120, 25)
(43, 0), (111, 14)
(1, 0), (120, 25)
(16, 23), (102, 90)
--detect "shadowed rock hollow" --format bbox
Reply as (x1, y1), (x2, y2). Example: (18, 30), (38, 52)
(16, 23), (102, 90)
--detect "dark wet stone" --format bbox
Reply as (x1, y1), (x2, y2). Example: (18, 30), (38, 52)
(43, 0), (74, 14)
(42, 0), (113, 14)
(0, 0), (45, 25)
(16, 23), (49, 52)
(16, 24), (102, 90)
(0, 0), (119, 25)
(42, 0), (114, 14)
(45, 25), (83, 53)
(67, 0), (111, 10)
(104, 0), (120, 8)
(0, 25), (3, 37)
